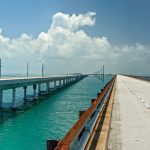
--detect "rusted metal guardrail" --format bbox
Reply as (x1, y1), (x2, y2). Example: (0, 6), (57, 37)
(47, 76), (116, 150)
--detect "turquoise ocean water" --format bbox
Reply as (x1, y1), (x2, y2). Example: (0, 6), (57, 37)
(0, 75), (112, 150)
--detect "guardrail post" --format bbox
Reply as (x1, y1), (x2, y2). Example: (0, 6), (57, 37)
(91, 98), (96, 104)
(79, 110), (86, 117)
(47, 140), (60, 150)
(97, 92), (101, 97)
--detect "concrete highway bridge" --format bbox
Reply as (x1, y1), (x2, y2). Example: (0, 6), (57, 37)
(0, 75), (87, 109)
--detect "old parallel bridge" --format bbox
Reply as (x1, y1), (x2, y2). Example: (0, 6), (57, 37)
(0, 75), (87, 109)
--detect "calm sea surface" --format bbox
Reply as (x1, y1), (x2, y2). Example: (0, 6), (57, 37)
(0, 75), (112, 150)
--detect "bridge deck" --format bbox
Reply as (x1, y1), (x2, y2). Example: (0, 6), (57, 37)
(0, 76), (78, 90)
(108, 75), (150, 150)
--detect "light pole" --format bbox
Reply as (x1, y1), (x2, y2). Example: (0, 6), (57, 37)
(103, 65), (105, 81)
(42, 63), (44, 77)
(27, 62), (29, 77)
(101, 68), (103, 80)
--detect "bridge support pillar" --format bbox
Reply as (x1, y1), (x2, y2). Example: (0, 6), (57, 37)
(74, 77), (76, 81)
(11, 88), (16, 108)
(66, 79), (68, 84)
(23, 86), (27, 103)
(0, 90), (3, 108)
(66, 78), (68, 85)
(59, 80), (61, 88)
(63, 79), (65, 86)
(76, 77), (78, 81)
(46, 82), (49, 94)
(54, 81), (56, 90)
(33, 84), (37, 99)
(38, 84), (41, 95)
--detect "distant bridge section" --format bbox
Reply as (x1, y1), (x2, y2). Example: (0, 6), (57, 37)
(0, 75), (87, 109)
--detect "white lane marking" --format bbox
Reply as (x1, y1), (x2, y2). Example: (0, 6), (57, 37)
(127, 86), (150, 110)
(141, 98), (145, 103)
(138, 96), (142, 99)
(144, 103), (150, 109)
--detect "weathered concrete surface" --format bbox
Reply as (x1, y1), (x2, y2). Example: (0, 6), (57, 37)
(108, 75), (150, 150)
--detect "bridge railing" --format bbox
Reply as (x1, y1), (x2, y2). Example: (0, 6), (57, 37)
(47, 76), (116, 150)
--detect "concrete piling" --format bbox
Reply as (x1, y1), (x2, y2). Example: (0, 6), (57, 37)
(59, 80), (61, 88)
(54, 81), (56, 90)
(63, 79), (65, 86)
(23, 86), (27, 102)
(11, 88), (16, 108)
(33, 84), (37, 99)
(0, 90), (3, 108)
(38, 84), (41, 95)
(46, 83), (49, 94)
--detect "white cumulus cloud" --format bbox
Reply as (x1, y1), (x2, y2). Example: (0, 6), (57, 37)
(0, 12), (149, 75)
(51, 12), (96, 31)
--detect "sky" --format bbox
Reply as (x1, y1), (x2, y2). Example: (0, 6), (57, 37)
(0, 0), (150, 75)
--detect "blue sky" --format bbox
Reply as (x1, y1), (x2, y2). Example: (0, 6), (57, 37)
(0, 0), (150, 45)
(0, 0), (150, 75)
